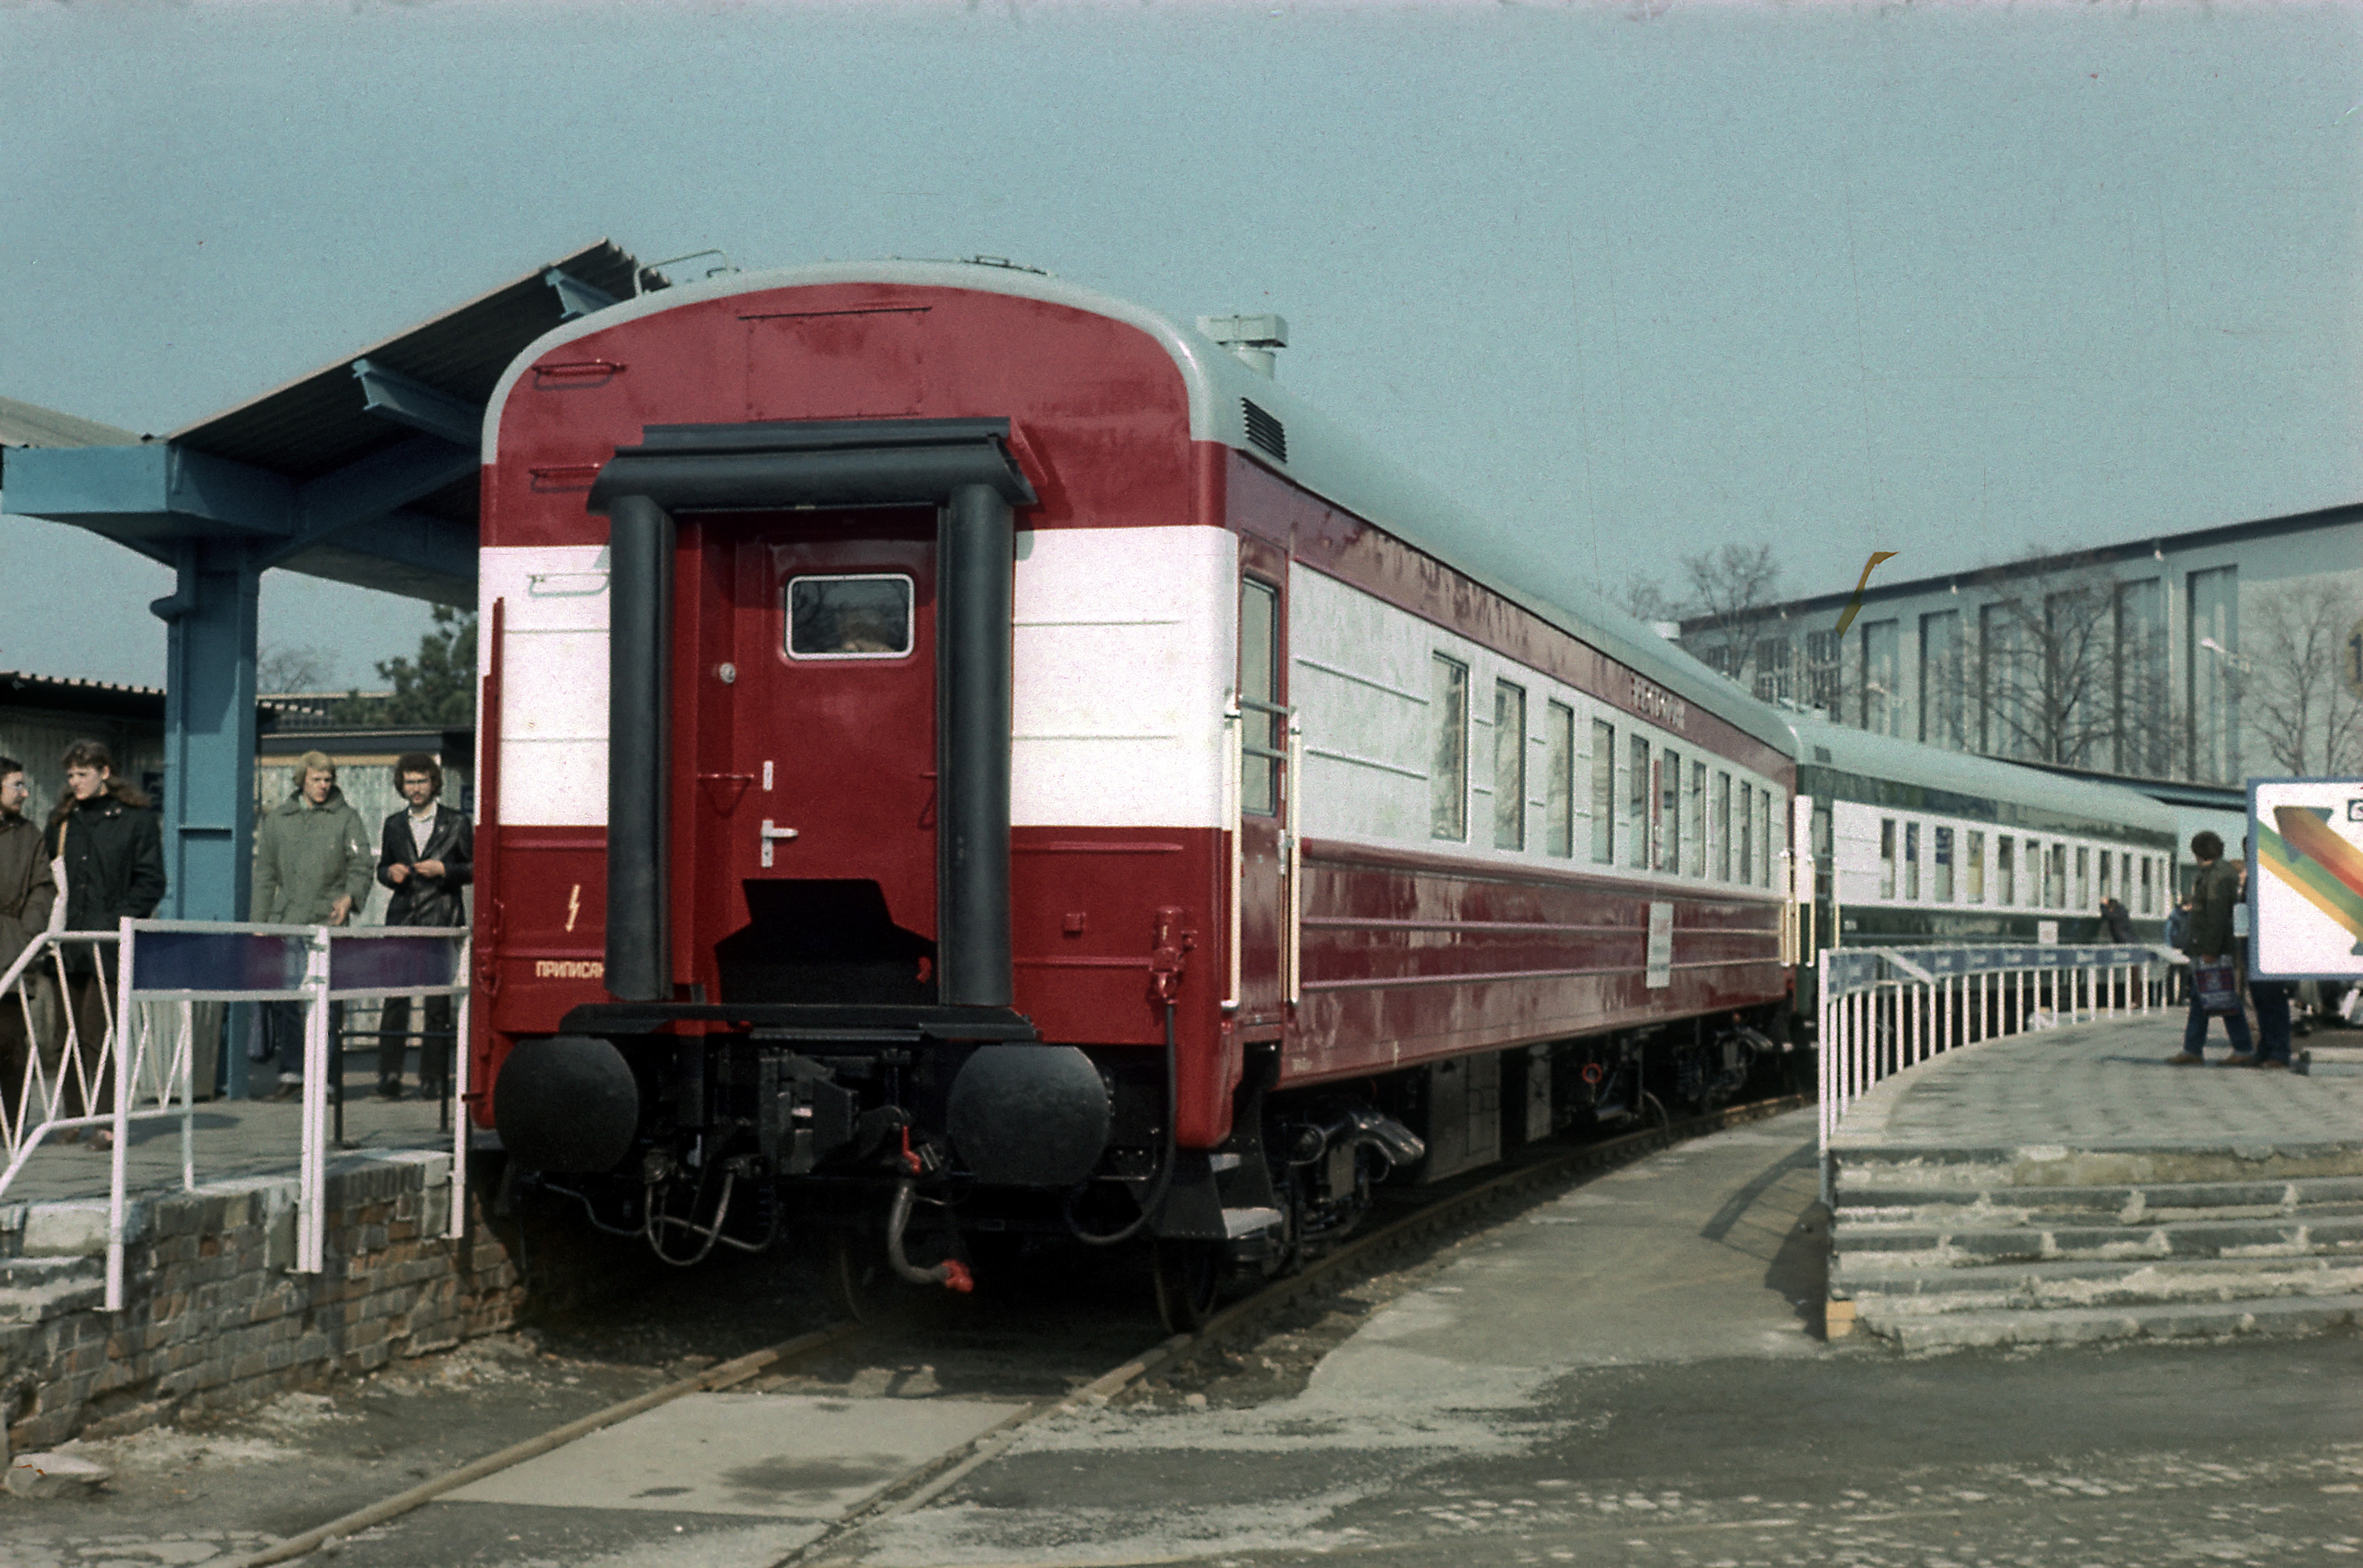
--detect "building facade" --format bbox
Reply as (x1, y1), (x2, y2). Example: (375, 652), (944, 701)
(1681, 502), (2363, 788)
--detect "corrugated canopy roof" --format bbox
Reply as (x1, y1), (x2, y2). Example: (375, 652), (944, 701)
(0, 396), (139, 449)
(166, 240), (662, 528)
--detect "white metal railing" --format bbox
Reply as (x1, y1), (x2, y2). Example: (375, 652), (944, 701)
(1816, 943), (2178, 1204)
(0, 919), (469, 1310)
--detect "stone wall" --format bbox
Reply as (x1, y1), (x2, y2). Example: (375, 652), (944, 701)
(0, 1152), (650, 1454)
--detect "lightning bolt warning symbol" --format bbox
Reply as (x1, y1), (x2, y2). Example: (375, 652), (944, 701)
(565, 883), (581, 934)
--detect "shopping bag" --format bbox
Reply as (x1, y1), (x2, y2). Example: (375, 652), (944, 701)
(2192, 959), (2239, 1016)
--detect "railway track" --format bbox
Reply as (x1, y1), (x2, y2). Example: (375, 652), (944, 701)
(228, 1091), (1810, 1568)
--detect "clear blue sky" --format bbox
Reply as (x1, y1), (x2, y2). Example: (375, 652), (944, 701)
(3, 0), (2357, 690)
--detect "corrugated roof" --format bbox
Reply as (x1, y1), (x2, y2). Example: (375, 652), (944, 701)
(0, 669), (166, 721)
(169, 240), (662, 523)
(0, 396), (140, 449)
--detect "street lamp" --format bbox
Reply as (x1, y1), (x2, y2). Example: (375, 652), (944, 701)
(2198, 636), (2253, 674)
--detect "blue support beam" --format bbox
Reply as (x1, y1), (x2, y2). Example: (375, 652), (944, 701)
(543, 266), (618, 320)
(352, 359), (484, 448)
(150, 538), (259, 927)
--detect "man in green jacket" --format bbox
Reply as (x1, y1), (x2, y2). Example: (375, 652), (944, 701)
(253, 752), (374, 1099)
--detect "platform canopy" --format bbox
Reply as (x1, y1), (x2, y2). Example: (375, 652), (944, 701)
(0, 241), (662, 922)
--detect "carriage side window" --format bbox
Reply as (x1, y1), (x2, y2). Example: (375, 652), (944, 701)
(1904, 822), (1920, 899)
(1430, 654), (1468, 841)
(1239, 579), (1281, 817)
(1629, 736), (1651, 870)
(1712, 772), (1732, 881)
(1761, 788), (1775, 887)
(2099, 848), (2113, 906)
(1494, 681), (1527, 851)
(1687, 761), (1706, 878)
(1966, 831), (1985, 902)
(1543, 701), (1576, 859)
(2048, 844), (2066, 909)
(1934, 826), (1954, 902)
(2077, 846), (2090, 909)
(786, 574), (915, 659)
(1997, 836), (2015, 904)
(1660, 749), (1681, 874)
(1879, 818), (1897, 899)
(1589, 718), (1614, 863)
(1729, 774), (1745, 885)
(2139, 855), (2153, 914)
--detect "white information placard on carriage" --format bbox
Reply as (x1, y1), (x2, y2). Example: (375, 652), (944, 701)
(2248, 777), (2363, 981)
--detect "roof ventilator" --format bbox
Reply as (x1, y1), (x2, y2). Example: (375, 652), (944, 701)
(1241, 400), (1288, 464)
(1198, 313), (1289, 378)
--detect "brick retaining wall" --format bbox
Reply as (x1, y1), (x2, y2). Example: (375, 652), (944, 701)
(0, 1152), (652, 1454)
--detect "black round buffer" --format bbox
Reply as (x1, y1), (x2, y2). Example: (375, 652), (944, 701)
(947, 1044), (1111, 1188)
(495, 1035), (641, 1174)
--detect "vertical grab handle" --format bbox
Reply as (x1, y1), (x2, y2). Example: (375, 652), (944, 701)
(1285, 718), (1303, 1006)
(1222, 695), (1242, 1013)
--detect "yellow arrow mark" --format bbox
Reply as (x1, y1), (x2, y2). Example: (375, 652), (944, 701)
(1834, 552), (1899, 637)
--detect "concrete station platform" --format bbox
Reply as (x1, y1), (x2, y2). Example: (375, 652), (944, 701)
(1828, 1014), (2363, 1350)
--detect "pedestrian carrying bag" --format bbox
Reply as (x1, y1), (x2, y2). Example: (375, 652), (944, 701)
(2192, 959), (2239, 1016)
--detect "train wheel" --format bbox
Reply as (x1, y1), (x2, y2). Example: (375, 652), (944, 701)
(1151, 1238), (1222, 1333)
(823, 1227), (894, 1323)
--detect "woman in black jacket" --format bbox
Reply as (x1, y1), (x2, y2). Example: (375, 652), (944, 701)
(44, 739), (166, 1130)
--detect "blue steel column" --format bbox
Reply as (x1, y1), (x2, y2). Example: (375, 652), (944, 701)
(152, 540), (261, 1094)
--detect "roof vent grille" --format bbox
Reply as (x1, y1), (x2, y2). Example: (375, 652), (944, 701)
(1242, 400), (1287, 464)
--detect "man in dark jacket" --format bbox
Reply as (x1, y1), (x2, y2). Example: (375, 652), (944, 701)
(44, 739), (167, 1124)
(2168, 830), (2252, 1065)
(0, 756), (60, 1119)
(372, 753), (472, 1100)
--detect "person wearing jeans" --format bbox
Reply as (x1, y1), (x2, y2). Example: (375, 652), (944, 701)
(2170, 831), (2251, 1065)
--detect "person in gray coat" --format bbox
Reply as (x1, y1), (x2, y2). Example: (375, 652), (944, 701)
(2167, 831), (2253, 1065)
(253, 752), (374, 1099)
(0, 757), (60, 1121)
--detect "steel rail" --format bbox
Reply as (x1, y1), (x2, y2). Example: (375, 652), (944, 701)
(230, 1090), (1806, 1565)
(786, 1090), (1812, 1567)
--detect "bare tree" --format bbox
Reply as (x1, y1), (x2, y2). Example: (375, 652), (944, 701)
(1680, 544), (1784, 690)
(2236, 578), (2363, 775)
(1614, 572), (1680, 625)
(1969, 551), (2120, 767)
(256, 643), (334, 694)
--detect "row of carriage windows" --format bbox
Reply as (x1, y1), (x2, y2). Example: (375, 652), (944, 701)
(1874, 817), (2162, 915)
(1428, 653), (1776, 887)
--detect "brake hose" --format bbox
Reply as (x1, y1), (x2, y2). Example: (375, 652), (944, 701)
(1064, 1000), (1179, 1247)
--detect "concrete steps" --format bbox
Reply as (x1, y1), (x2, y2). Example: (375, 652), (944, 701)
(1830, 1156), (2363, 1348)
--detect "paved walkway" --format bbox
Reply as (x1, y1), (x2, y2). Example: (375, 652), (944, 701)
(1832, 1013), (2363, 1154)
(0, 1090), (455, 1208)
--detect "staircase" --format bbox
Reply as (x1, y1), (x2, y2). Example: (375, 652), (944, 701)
(1829, 1145), (2363, 1350)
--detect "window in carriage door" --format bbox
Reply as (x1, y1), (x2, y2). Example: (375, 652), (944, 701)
(1589, 718), (1613, 863)
(2140, 855), (2153, 915)
(786, 574), (915, 659)
(2048, 843), (2067, 909)
(1904, 822), (1920, 900)
(1713, 772), (1732, 881)
(1628, 735), (1651, 870)
(1966, 831), (1985, 903)
(1494, 680), (1526, 851)
(2100, 848), (2114, 907)
(1996, 835), (2015, 905)
(2077, 846), (2090, 909)
(1430, 654), (1468, 841)
(1879, 818), (1897, 899)
(1933, 826), (1954, 902)
(1238, 579), (1282, 817)
(1760, 788), (1775, 887)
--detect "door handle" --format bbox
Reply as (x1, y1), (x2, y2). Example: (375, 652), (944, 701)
(760, 819), (799, 867)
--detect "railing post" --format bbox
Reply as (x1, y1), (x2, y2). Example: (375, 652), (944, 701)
(297, 928), (330, 1276)
(105, 919), (135, 1312)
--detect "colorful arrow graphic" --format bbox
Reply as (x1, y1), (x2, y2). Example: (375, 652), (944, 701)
(2259, 805), (2363, 954)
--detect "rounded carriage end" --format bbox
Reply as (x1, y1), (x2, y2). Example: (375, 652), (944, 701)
(494, 1034), (640, 1173)
(947, 1044), (1111, 1188)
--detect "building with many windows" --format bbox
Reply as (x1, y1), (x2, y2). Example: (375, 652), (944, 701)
(1679, 501), (2363, 788)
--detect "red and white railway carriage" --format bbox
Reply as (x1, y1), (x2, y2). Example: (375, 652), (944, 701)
(473, 261), (1798, 1319)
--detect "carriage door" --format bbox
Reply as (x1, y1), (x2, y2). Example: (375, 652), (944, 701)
(687, 510), (940, 1006)
(1229, 569), (1293, 1029)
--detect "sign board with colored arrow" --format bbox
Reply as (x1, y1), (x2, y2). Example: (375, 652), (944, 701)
(2248, 777), (2363, 981)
